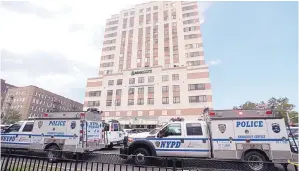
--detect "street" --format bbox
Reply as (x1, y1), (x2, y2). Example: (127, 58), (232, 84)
(1, 147), (296, 171)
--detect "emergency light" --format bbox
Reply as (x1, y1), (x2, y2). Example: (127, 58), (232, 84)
(44, 113), (49, 117)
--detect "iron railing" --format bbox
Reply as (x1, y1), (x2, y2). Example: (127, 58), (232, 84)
(0, 148), (297, 171)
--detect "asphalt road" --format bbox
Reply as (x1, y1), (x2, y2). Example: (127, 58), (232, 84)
(1, 147), (296, 171)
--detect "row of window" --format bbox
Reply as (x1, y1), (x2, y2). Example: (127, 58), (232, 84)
(187, 60), (201, 66)
(87, 95), (207, 107)
(185, 43), (202, 50)
(88, 84), (206, 98)
(101, 62), (114, 68)
(185, 51), (202, 58)
(102, 46), (116, 52)
(184, 34), (200, 40)
(101, 54), (114, 60)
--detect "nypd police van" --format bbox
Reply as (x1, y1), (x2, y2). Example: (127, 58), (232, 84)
(102, 120), (125, 149)
(1, 108), (106, 161)
(121, 108), (298, 171)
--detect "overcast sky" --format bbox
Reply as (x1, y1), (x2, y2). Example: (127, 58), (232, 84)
(0, 1), (212, 103)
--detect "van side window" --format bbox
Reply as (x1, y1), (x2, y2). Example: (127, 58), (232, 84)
(186, 123), (203, 136)
(166, 123), (181, 136)
(6, 123), (22, 133)
(22, 122), (34, 132)
(113, 123), (119, 131)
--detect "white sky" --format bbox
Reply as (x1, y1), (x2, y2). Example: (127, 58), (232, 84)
(0, 0), (213, 103)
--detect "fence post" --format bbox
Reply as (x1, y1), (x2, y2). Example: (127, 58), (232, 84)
(3, 149), (12, 171)
(74, 152), (79, 171)
(172, 158), (176, 171)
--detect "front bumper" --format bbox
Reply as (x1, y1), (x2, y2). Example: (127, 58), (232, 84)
(120, 146), (129, 159)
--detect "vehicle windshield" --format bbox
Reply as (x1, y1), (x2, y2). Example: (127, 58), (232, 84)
(149, 128), (160, 134)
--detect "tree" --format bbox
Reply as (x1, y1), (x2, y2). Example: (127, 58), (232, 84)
(2, 109), (21, 124)
(234, 97), (298, 123)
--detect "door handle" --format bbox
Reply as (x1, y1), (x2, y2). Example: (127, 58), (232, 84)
(181, 139), (184, 143)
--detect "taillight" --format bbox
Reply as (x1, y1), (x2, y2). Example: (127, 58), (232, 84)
(80, 113), (85, 117)
(209, 112), (215, 116)
(266, 110), (272, 115)
(44, 113), (48, 117)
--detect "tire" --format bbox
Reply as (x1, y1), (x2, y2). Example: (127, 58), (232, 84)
(108, 143), (113, 149)
(46, 145), (61, 163)
(132, 148), (150, 165)
(243, 151), (269, 171)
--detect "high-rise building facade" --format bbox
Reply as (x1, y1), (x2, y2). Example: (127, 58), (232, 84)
(84, 1), (212, 127)
(1, 79), (17, 110)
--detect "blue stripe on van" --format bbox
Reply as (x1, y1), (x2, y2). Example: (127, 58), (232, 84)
(0, 133), (74, 137)
(156, 149), (209, 152)
(133, 138), (285, 142)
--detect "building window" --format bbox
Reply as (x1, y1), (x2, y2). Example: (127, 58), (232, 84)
(138, 87), (144, 94)
(154, 6), (158, 10)
(188, 84), (205, 91)
(172, 74), (179, 80)
(189, 95), (207, 103)
(116, 89), (122, 96)
(88, 101), (100, 107)
(137, 98), (144, 105)
(148, 76), (154, 82)
(88, 91), (101, 97)
(128, 99), (134, 105)
(115, 99), (121, 106)
(129, 78), (135, 84)
(108, 80), (114, 86)
(173, 85), (180, 92)
(138, 77), (144, 83)
(162, 75), (169, 81)
(117, 79), (123, 85)
(148, 87), (154, 93)
(148, 98), (154, 105)
(173, 97), (180, 104)
(107, 90), (113, 96)
(162, 97), (169, 104)
(128, 88), (135, 95)
(106, 100), (112, 106)
(162, 86), (169, 93)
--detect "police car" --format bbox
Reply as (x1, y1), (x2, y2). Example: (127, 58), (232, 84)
(102, 119), (125, 149)
(1, 108), (106, 162)
(120, 108), (299, 171)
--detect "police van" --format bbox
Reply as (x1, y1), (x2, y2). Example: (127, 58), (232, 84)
(120, 108), (299, 171)
(102, 119), (125, 149)
(1, 108), (106, 161)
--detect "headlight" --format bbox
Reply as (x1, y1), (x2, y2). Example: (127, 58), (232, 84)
(128, 137), (134, 143)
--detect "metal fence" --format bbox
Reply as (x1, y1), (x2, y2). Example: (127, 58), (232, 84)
(0, 149), (296, 171)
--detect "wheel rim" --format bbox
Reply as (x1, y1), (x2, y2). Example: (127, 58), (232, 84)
(135, 153), (145, 165)
(247, 155), (264, 171)
(48, 148), (58, 160)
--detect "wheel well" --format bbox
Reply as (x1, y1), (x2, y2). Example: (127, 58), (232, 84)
(243, 149), (270, 161)
(44, 143), (59, 150)
(131, 144), (152, 155)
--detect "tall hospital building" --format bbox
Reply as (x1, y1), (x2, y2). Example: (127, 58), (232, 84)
(84, 1), (212, 128)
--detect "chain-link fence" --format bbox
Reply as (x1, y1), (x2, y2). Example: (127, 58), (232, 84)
(0, 148), (297, 171)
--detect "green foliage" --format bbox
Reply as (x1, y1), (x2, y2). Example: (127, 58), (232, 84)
(2, 109), (22, 124)
(234, 97), (298, 123)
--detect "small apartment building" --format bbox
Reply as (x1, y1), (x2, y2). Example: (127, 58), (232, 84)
(84, 1), (213, 128)
(2, 85), (83, 119)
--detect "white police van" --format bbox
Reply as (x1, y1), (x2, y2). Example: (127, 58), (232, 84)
(1, 108), (106, 161)
(102, 120), (125, 149)
(121, 108), (299, 171)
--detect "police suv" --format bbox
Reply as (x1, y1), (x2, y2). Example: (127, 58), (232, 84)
(1, 108), (106, 161)
(120, 108), (299, 171)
